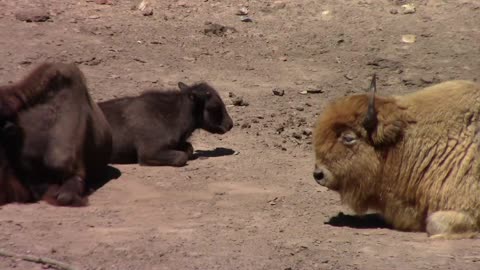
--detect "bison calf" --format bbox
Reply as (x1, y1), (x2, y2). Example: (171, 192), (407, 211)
(313, 74), (480, 239)
(98, 82), (233, 166)
(0, 62), (112, 206)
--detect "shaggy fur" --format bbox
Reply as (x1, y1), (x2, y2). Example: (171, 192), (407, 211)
(313, 78), (480, 239)
(0, 62), (112, 206)
(98, 82), (233, 166)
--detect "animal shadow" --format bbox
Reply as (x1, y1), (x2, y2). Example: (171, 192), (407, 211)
(193, 147), (236, 159)
(325, 212), (392, 229)
(86, 165), (122, 194)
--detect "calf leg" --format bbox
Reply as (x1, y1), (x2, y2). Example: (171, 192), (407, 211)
(138, 148), (189, 167)
(426, 211), (479, 239)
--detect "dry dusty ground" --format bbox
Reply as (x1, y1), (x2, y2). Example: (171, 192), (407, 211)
(0, 0), (480, 269)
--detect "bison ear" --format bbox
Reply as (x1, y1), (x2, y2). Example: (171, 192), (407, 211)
(362, 74), (378, 138)
(178, 82), (189, 91)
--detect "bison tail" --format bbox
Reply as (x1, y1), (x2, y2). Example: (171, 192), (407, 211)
(0, 62), (84, 119)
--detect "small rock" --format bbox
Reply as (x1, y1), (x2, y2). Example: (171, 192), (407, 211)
(241, 122), (251, 129)
(299, 90), (308, 95)
(272, 88), (285, 96)
(303, 129), (312, 136)
(240, 16), (253, 22)
(344, 74), (354, 80)
(292, 131), (302, 140)
(236, 7), (249, 15)
(204, 22), (237, 37)
(272, 1), (286, 9)
(88, 15), (100, 19)
(420, 75), (435, 84)
(94, 0), (111, 4)
(390, 9), (398, 14)
(295, 107), (304, 112)
(15, 9), (50, 22)
(401, 3), (416, 14)
(279, 56), (288, 62)
(306, 89), (324, 94)
(401, 34), (416, 43)
(142, 8), (153, 16)
(231, 96), (249, 106)
(177, 1), (188, 7)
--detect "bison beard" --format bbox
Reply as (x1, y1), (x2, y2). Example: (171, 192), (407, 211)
(313, 76), (480, 239)
(0, 62), (112, 206)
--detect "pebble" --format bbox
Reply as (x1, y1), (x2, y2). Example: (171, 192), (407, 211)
(401, 3), (416, 14)
(142, 8), (154, 16)
(272, 88), (285, 96)
(240, 16), (253, 22)
(15, 9), (50, 22)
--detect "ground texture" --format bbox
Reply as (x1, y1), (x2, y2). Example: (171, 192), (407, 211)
(0, 0), (480, 269)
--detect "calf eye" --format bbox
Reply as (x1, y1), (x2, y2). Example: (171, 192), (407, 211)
(341, 132), (357, 145)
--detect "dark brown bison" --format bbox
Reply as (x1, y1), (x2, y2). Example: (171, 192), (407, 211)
(0, 62), (112, 206)
(98, 82), (233, 167)
(313, 74), (480, 239)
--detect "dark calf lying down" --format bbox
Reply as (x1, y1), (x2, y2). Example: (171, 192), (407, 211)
(0, 62), (112, 206)
(98, 82), (233, 166)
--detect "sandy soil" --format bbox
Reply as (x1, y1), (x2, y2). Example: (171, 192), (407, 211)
(0, 0), (480, 269)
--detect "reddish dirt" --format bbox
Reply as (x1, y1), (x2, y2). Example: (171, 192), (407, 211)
(1, 0), (480, 269)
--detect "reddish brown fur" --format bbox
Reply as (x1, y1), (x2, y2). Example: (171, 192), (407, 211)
(0, 62), (112, 207)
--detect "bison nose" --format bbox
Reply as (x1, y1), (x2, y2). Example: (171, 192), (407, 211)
(313, 168), (324, 181)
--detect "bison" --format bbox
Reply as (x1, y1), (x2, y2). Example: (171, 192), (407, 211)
(98, 82), (233, 166)
(313, 74), (480, 239)
(0, 62), (113, 206)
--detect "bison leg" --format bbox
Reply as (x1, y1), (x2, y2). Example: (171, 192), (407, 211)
(426, 211), (479, 239)
(56, 175), (86, 206)
(138, 149), (189, 167)
(178, 142), (194, 160)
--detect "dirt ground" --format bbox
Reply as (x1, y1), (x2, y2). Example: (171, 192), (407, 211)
(1, 0), (480, 269)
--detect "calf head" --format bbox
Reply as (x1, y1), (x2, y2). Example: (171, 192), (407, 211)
(178, 82), (233, 134)
(312, 75), (410, 211)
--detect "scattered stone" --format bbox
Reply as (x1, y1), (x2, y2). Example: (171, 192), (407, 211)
(15, 9), (50, 22)
(241, 122), (251, 129)
(303, 128), (312, 137)
(229, 93), (249, 106)
(344, 74), (354, 80)
(272, 1), (286, 9)
(420, 75), (435, 84)
(306, 89), (324, 94)
(279, 56), (288, 62)
(295, 106), (304, 112)
(94, 0), (111, 4)
(88, 15), (100, 19)
(401, 3), (416, 14)
(401, 34), (416, 43)
(236, 7), (249, 15)
(177, 1), (188, 7)
(203, 22), (237, 37)
(390, 9), (398, 14)
(321, 10), (333, 21)
(142, 8), (154, 16)
(272, 88), (285, 96)
(240, 16), (253, 22)
(291, 131), (302, 140)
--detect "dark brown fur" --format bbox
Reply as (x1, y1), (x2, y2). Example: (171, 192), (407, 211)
(0, 63), (113, 206)
(98, 82), (233, 166)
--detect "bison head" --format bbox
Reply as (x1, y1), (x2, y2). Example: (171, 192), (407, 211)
(179, 82), (234, 134)
(312, 75), (411, 212)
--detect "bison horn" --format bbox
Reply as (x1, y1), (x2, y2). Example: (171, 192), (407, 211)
(362, 73), (378, 136)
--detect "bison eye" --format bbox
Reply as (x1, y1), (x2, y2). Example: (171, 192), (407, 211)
(341, 132), (357, 145)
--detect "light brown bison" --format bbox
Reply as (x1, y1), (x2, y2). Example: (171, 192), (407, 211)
(313, 74), (480, 239)
(0, 62), (113, 206)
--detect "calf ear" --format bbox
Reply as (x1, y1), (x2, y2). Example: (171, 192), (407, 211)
(362, 74), (378, 137)
(178, 82), (189, 91)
